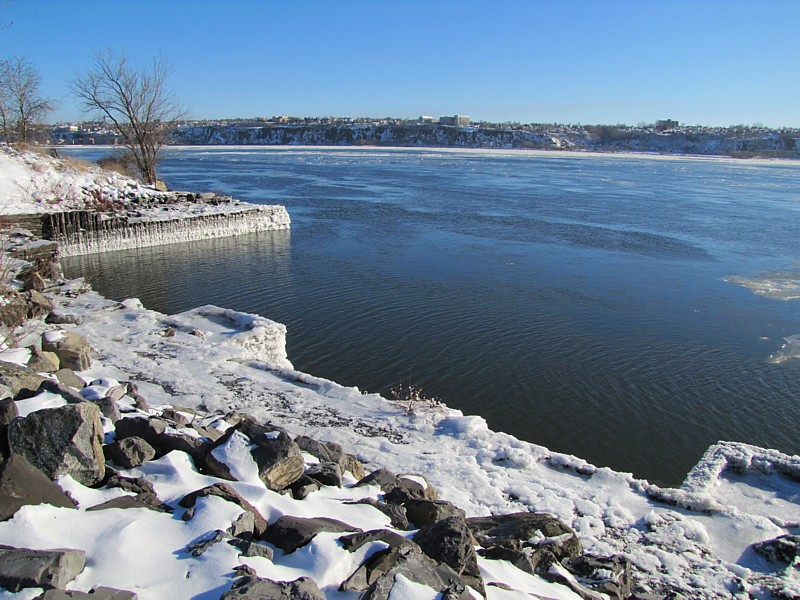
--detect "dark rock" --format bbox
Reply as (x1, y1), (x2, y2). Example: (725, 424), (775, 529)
(114, 416), (166, 446)
(179, 483), (268, 537)
(339, 529), (409, 552)
(186, 529), (229, 557)
(262, 515), (360, 554)
(113, 416), (208, 462)
(383, 475), (438, 506)
(339, 540), (470, 599)
(0, 291), (28, 329)
(562, 554), (633, 600)
(41, 331), (92, 372)
(45, 310), (84, 326)
(205, 420), (303, 490)
(231, 564), (257, 578)
(405, 498), (466, 528)
(752, 534), (800, 566)
(346, 497), (409, 530)
(0, 361), (46, 399)
(86, 492), (172, 514)
(0, 454), (77, 521)
(356, 468), (402, 492)
(466, 512), (581, 562)
(220, 576), (325, 600)
(0, 397), (18, 457)
(295, 435), (366, 479)
(227, 538), (274, 561)
(26, 346), (59, 373)
(304, 461), (343, 487)
(54, 369), (86, 390)
(104, 436), (156, 469)
(0, 545), (85, 591)
(7, 402), (105, 486)
(289, 474), (321, 500)
(413, 515), (484, 596)
(35, 587), (138, 599)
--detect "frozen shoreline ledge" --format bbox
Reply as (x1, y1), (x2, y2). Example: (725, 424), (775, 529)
(8, 202), (292, 257)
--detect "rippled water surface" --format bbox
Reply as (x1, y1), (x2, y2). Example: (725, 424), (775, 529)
(60, 147), (800, 484)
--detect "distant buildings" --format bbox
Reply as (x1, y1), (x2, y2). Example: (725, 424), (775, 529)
(655, 119), (679, 131)
(438, 114), (471, 127)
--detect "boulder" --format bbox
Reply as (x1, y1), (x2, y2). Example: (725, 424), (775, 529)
(0, 454), (77, 521)
(220, 576), (325, 600)
(295, 435), (366, 479)
(102, 472), (157, 497)
(26, 347), (59, 373)
(205, 420), (303, 491)
(35, 587), (138, 599)
(27, 291), (55, 319)
(0, 545), (85, 592)
(186, 530), (229, 557)
(356, 468), (403, 492)
(404, 498), (465, 528)
(339, 540), (470, 599)
(262, 515), (360, 554)
(7, 402), (105, 486)
(55, 369), (86, 389)
(304, 461), (343, 487)
(0, 361), (46, 399)
(92, 397), (121, 423)
(104, 436), (156, 469)
(413, 515), (484, 596)
(41, 331), (92, 372)
(21, 271), (45, 292)
(179, 483), (268, 537)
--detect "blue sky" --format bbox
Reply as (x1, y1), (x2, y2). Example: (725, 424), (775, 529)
(2, 0), (799, 127)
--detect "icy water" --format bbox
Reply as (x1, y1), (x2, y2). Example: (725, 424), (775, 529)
(60, 146), (800, 485)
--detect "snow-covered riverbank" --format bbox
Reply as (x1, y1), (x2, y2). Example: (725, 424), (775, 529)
(0, 146), (798, 598)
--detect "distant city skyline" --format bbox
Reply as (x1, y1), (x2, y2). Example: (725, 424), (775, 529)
(2, 0), (799, 128)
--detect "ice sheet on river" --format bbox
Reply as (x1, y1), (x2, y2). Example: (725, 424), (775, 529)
(23, 279), (796, 597)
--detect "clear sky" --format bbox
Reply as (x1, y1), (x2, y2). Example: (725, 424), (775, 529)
(2, 0), (799, 128)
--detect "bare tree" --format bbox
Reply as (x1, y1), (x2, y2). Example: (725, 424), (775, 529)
(0, 56), (54, 144)
(71, 50), (185, 185)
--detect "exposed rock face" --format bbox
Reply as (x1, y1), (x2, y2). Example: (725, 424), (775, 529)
(0, 454), (77, 521)
(263, 516), (360, 554)
(7, 402), (105, 486)
(41, 331), (92, 372)
(205, 420), (304, 491)
(0, 545), (86, 591)
(0, 398), (18, 458)
(220, 576), (325, 600)
(404, 498), (465, 528)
